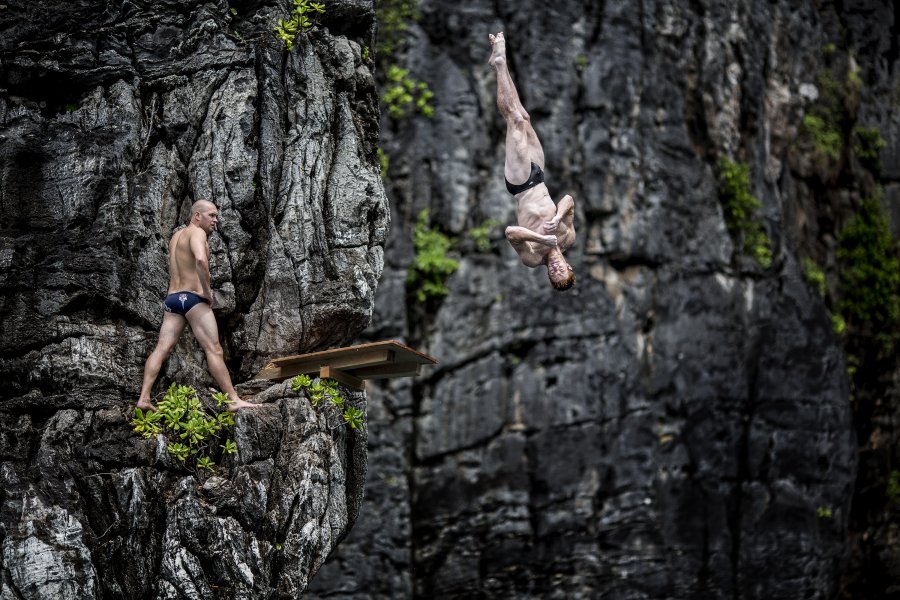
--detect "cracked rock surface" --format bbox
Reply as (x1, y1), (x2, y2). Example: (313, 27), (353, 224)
(0, 0), (384, 597)
(307, 0), (900, 598)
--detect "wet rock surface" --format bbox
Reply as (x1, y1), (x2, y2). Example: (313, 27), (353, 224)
(0, 0), (384, 597)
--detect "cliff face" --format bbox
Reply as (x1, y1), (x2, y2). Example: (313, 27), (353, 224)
(0, 0), (385, 597)
(310, 0), (898, 598)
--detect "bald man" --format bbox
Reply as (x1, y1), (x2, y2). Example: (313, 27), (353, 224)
(137, 200), (259, 411)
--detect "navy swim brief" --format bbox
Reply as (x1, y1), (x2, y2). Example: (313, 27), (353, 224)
(163, 291), (210, 316)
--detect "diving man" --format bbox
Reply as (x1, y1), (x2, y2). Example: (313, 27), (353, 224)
(136, 200), (260, 411)
(490, 32), (576, 291)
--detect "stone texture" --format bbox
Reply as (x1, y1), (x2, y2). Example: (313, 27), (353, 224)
(308, 0), (899, 598)
(0, 0), (384, 597)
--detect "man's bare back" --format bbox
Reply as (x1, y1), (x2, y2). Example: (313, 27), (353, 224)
(137, 200), (260, 411)
(168, 226), (212, 302)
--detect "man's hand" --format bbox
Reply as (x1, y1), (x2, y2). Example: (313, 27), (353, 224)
(539, 234), (558, 247)
(542, 216), (561, 234)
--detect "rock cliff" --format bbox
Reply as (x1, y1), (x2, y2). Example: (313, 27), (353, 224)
(0, 0), (385, 597)
(310, 0), (899, 598)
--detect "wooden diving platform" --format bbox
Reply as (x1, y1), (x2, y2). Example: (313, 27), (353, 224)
(253, 340), (437, 391)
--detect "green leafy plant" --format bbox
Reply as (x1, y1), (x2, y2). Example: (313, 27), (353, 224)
(274, 0), (325, 51)
(832, 313), (846, 336)
(837, 195), (900, 353)
(469, 219), (497, 253)
(406, 208), (459, 302)
(803, 114), (842, 161)
(375, 0), (419, 58)
(132, 383), (237, 472)
(291, 375), (365, 429)
(802, 258), (827, 296)
(377, 147), (389, 179)
(888, 470), (900, 504)
(799, 53), (862, 164)
(853, 127), (886, 174)
(382, 65), (434, 120)
(716, 157), (772, 268)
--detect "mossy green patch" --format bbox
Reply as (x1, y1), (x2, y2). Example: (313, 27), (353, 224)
(837, 195), (900, 353)
(716, 157), (772, 268)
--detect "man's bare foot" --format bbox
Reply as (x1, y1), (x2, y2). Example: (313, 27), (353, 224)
(227, 398), (263, 412)
(488, 32), (506, 66)
(136, 398), (157, 411)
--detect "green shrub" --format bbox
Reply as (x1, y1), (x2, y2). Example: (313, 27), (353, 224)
(469, 219), (497, 253)
(377, 147), (389, 179)
(132, 384), (237, 472)
(802, 258), (827, 296)
(888, 470), (900, 503)
(382, 65), (434, 120)
(375, 0), (419, 58)
(716, 157), (772, 268)
(274, 0), (325, 51)
(291, 375), (364, 429)
(837, 195), (900, 352)
(853, 126), (886, 173)
(407, 208), (458, 302)
(832, 313), (846, 336)
(799, 55), (862, 164)
(803, 114), (842, 161)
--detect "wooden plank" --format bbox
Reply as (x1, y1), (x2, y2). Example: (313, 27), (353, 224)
(269, 340), (434, 367)
(254, 340), (438, 382)
(257, 349), (394, 381)
(320, 366), (364, 391)
(348, 363), (422, 379)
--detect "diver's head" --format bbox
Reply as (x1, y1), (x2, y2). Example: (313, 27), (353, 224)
(547, 251), (575, 291)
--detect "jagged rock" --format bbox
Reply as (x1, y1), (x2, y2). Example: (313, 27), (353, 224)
(0, 0), (384, 597)
(308, 0), (900, 598)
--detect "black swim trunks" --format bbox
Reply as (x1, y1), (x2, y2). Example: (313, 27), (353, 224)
(505, 162), (545, 195)
(163, 291), (210, 316)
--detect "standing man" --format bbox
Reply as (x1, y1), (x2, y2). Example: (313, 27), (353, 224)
(137, 200), (259, 411)
(489, 32), (576, 291)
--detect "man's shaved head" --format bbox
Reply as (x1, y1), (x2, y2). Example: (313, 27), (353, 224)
(189, 199), (219, 233)
(191, 199), (216, 215)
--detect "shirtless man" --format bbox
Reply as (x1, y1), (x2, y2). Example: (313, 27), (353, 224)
(137, 200), (259, 411)
(489, 32), (576, 291)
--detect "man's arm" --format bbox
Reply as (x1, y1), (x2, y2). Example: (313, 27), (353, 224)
(189, 229), (214, 304)
(542, 195), (574, 233)
(548, 194), (575, 249)
(506, 225), (557, 247)
(505, 226), (554, 267)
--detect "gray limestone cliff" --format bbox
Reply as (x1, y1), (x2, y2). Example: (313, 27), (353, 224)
(309, 0), (900, 599)
(0, 0), (385, 597)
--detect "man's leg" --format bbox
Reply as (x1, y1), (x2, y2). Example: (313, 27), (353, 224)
(137, 312), (187, 410)
(185, 303), (260, 411)
(489, 32), (546, 184)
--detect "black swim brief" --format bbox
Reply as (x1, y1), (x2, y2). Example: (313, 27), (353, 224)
(163, 291), (210, 316)
(505, 162), (545, 195)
